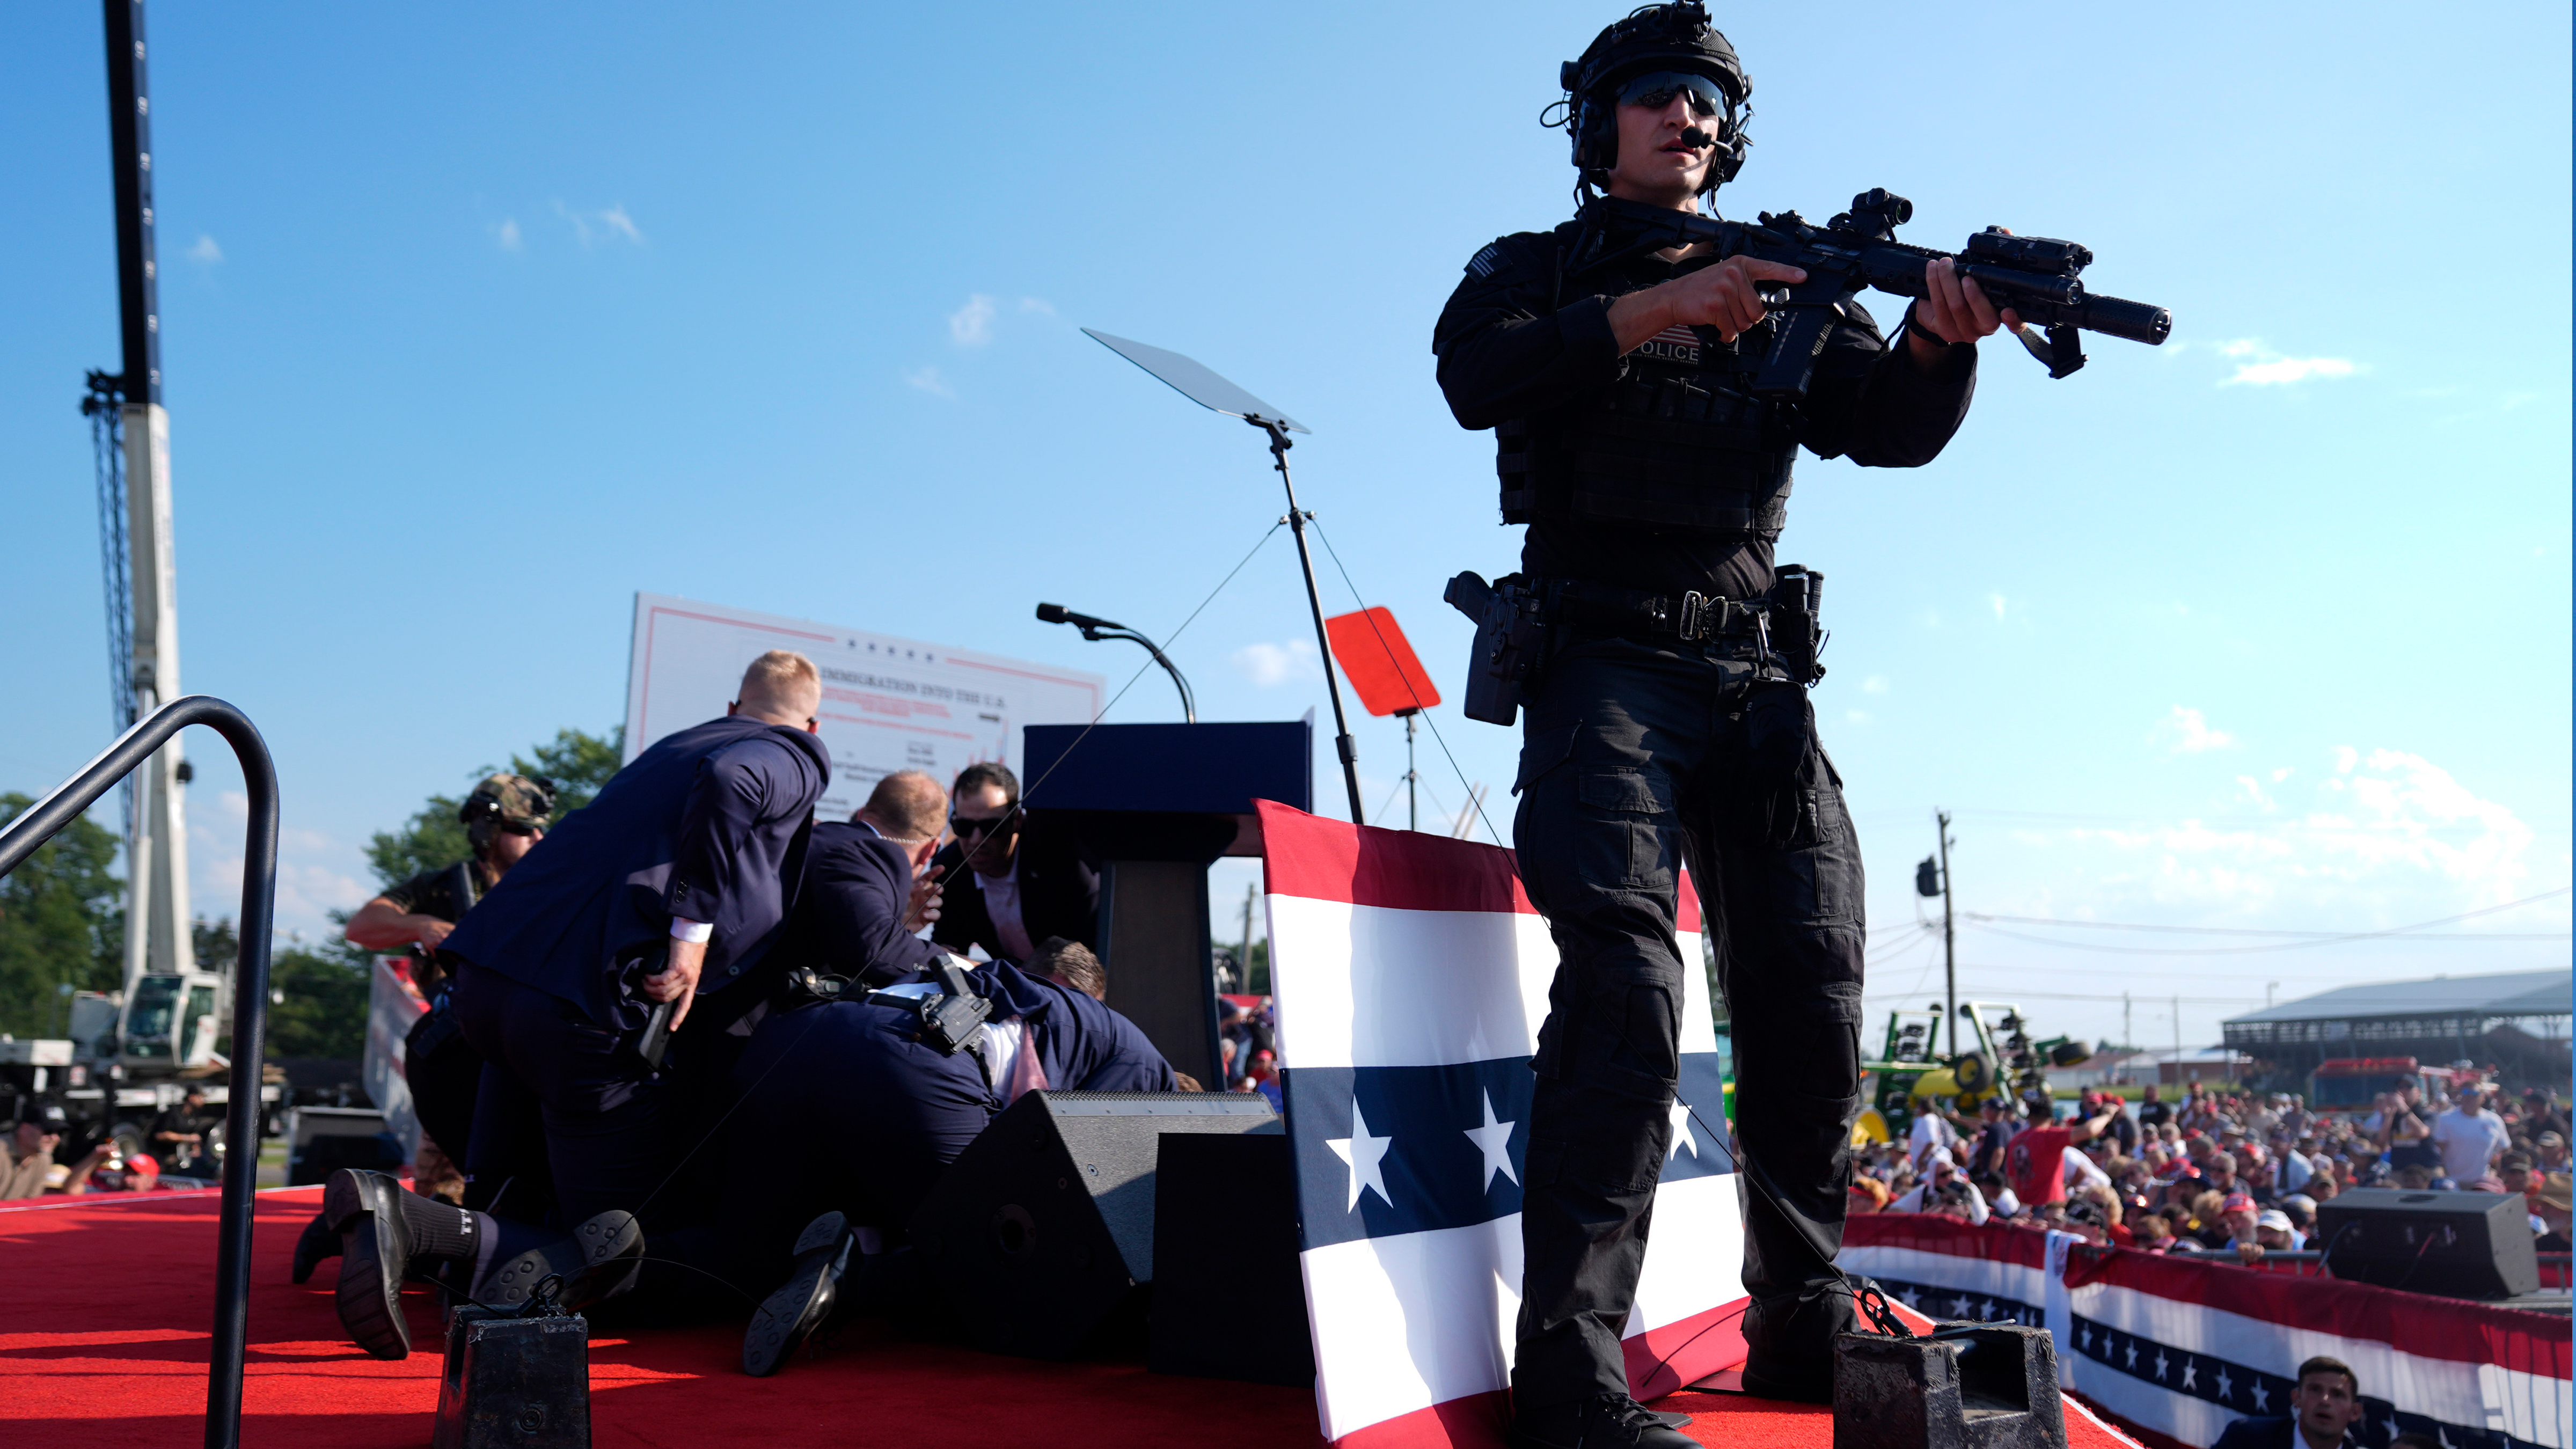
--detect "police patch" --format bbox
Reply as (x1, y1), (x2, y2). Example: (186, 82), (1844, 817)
(1635, 322), (1703, 365)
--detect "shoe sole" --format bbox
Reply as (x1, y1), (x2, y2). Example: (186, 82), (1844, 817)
(483, 1211), (645, 1313)
(742, 1212), (851, 1378)
(332, 1174), (414, 1362)
(290, 1212), (339, 1285)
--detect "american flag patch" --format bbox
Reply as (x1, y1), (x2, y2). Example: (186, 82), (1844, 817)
(1636, 321), (1703, 363)
(1466, 243), (1501, 278)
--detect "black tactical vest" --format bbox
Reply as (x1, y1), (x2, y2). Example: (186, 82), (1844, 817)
(1497, 239), (1800, 540)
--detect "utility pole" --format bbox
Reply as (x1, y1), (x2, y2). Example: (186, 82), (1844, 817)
(1937, 811), (1956, 1056)
(1239, 881), (1257, 989)
(99, 0), (196, 993)
(2123, 991), (2133, 1055)
(2172, 996), (2182, 1090)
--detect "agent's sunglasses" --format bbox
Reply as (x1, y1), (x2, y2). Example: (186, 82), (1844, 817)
(1615, 70), (1729, 118)
(949, 814), (1014, 840)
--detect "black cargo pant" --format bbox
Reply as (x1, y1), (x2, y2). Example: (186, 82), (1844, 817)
(1510, 631), (1865, 1408)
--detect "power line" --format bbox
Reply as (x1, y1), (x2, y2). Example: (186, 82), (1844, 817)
(1962, 888), (2571, 940)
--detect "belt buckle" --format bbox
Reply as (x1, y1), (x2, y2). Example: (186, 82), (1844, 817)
(1677, 591), (1710, 641)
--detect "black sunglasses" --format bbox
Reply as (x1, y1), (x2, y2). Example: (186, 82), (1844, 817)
(1615, 70), (1728, 118)
(949, 814), (1015, 839)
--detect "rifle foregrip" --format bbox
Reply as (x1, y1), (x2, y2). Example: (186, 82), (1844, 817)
(2075, 293), (2171, 346)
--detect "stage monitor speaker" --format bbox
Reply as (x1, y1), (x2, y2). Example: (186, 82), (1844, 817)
(2315, 1188), (2539, 1300)
(908, 1089), (1279, 1359)
(1149, 1131), (1314, 1386)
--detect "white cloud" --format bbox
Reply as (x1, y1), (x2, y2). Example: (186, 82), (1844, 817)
(554, 200), (645, 247)
(2157, 706), (2235, 755)
(2217, 338), (2357, 386)
(1018, 297), (1057, 316)
(2234, 775), (2275, 811)
(492, 217), (522, 251)
(950, 294), (998, 346)
(1845, 708), (1871, 725)
(902, 365), (955, 399)
(1861, 675), (1891, 695)
(185, 234), (222, 264)
(2059, 747), (2545, 914)
(1232, 640), (1320, 686)
(1988, 592), (2009, 621)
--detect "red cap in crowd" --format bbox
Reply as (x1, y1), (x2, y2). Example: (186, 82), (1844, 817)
(2221, 1192), (2256, 1214)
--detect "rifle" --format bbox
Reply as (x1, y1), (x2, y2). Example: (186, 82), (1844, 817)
(1584, 190), (2171, 399)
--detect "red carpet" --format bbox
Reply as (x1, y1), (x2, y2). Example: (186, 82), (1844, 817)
(0, 1188), (2138, 1447)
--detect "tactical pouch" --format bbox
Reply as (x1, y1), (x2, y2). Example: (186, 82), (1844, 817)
(1444, 570), (1548, 727)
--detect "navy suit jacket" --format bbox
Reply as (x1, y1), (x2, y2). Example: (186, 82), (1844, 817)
(443, 715), (830, 1029)
(779, 821), (947, 987)
(2212, 1418), (2349, 1449)
(928, 815), (1100, 962)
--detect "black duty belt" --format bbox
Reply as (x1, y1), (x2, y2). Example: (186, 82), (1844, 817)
(1545, 579), (1767, 644)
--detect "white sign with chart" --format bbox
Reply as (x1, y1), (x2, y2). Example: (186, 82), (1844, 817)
(621, 592), (1106, 823)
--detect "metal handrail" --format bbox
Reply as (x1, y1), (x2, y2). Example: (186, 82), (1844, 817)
(0, 696), (276, 1449)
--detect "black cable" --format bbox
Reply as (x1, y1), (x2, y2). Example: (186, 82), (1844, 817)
(924, 518), (1285, 896)
(1301, 518), (1503, 847)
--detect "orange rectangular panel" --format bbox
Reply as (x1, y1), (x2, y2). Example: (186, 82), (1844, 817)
(1324, 607), (1441, 717)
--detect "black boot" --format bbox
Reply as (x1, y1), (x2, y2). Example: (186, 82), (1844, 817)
(1507, 1393), (1697, 1449)
(479, 1210), (645, 1313)
(1737, 1281), (1858, 1404)
(291, 1169), (378, 1284)
(331, 1170), (480, 1360)
(742, 1211), (857, 1377)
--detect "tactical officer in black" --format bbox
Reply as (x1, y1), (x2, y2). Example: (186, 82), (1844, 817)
(1435, 4), (2017, 1437)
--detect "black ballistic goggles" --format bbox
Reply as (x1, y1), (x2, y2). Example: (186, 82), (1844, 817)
(1615, 70), (1730, 118)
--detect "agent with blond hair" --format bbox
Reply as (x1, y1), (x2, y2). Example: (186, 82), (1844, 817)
(318, 650), (831, 1361)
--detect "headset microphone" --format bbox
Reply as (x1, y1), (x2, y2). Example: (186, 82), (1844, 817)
(1679, 126), (1717, 149)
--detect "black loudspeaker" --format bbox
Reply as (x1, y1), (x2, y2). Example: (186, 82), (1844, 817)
(2316, 1188), (2540, 1300)
(908, 1090), (1279, 1359)
(1149, 1132), (1314, 1386)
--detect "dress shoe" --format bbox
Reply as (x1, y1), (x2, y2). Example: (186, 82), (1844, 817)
(290, 1212), (340, 1284)
(332, 1171), (422, 1360)
(479, 1210), (645, 1313)
(1508, 1393), (1698, 1448)
(742, 1211), (857, 1377)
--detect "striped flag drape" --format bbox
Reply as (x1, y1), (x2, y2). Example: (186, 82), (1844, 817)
(1258, 802), (1747, 1447)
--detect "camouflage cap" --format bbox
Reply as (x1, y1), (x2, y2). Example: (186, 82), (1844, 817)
(460, 773), (558, 842)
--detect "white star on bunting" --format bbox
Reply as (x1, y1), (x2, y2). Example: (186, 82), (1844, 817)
(1463, 1091), (1519, 1191)
(2250, 1381), (2269, 1412)
(2124, 1341), (2138, 1370)
(2180, 1361), (2198, 1391)
(2214, 1366), (2234, 1401)
(2154, 1350), (2170, 1381)
(1667, 1100), (1700, 1161)
(1327, 1100), (1395, 1212)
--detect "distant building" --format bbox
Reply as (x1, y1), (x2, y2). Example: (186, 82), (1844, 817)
(2048, 1046), (2249, 1091)
(2221, 970), (2570, 1092)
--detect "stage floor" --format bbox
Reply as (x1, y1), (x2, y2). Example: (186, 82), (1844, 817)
(1, 1187), (2139, 1447)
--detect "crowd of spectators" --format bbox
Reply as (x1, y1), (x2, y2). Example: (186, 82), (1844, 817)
(1850, 1075), (2573, 1263)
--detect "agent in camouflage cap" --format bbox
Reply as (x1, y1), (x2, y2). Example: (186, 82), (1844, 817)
(459, 773), (558, 855)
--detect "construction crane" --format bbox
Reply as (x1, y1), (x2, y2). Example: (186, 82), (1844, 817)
(80, 0), (219, 1076)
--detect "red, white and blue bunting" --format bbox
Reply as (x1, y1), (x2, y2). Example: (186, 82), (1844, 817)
(1257, 802), (1742, 1448)
(1845, 1214), (2573, 1449)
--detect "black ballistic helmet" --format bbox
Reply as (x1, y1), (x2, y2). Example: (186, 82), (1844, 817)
(1553, 1), (1752, 197)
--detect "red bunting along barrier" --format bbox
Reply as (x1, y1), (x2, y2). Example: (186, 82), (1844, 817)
(1843, 1213), (2571, 1449)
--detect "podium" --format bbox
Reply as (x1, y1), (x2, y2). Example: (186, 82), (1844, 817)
(1020, 721), (1310, 1085)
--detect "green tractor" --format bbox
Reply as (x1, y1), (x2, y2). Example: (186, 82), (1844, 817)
(1852, 1001), (2092, 1148)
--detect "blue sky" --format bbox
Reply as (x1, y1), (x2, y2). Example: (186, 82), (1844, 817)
(3, 2), (2567, 1056)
